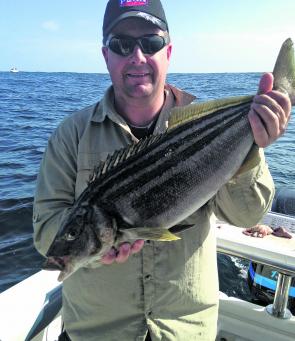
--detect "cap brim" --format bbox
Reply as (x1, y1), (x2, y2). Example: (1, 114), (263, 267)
(104, 11), (167, 38)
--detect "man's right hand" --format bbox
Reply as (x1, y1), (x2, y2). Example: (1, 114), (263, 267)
(101, 240), (145, 265)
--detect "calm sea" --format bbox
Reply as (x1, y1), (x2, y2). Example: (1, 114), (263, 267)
(0, 71), (294, 298)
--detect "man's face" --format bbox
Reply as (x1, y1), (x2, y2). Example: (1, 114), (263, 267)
(102, 18), (172, 102)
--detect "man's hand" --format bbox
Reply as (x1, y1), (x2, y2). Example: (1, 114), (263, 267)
(248, 72), (291, 148)
(101, 240), (145, 265)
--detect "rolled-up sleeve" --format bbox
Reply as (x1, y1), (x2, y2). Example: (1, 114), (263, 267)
(33, 118), (78, 256)
(210, 147), (275, 227)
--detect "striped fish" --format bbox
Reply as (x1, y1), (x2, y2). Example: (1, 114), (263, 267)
(45, 38), (295, 281)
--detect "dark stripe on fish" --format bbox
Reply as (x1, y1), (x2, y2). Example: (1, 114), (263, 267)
(96, 101), (252, 203)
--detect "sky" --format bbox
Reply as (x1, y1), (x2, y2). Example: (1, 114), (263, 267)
(0, 0), (295, 73)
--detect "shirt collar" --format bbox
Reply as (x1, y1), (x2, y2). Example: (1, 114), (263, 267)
(91, 86), (123, 124)
(166, 84), (196, 107)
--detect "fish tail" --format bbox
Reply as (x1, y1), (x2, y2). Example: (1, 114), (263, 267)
(273, 38), (295, 105)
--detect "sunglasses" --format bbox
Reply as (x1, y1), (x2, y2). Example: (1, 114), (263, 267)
(105, 34), (170, 57)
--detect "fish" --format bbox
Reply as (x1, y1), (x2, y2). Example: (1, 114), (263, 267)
(44, 38), (295, 281)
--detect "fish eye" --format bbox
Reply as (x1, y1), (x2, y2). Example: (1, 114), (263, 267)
(65, 229), (80, 241)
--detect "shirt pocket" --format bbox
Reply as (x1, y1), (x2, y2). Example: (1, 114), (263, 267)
(75, 151), (109, 199)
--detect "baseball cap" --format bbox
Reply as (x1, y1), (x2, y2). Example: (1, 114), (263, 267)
(103, 0), (169, 43)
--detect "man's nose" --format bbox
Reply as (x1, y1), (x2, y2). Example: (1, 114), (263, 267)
(129, 45), (147, 64)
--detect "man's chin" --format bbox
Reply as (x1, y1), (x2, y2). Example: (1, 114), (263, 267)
(126, 84), (154, 98)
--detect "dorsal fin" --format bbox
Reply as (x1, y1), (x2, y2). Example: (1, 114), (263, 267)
(89, 134), (163, 183)
(168, 95), (253, 130)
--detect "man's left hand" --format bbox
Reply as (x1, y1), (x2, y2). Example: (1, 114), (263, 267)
(248, 72), (291, 148)
(101, 240), (145, 265)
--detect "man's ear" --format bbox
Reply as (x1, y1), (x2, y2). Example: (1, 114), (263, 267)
(102, 46), (109, 64)
(166, 43), (172, 61)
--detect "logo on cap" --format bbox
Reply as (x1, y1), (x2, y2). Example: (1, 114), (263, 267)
(120, 0), (148, 7)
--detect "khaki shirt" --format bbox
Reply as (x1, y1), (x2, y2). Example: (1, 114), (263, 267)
(33, 85), (275, 341)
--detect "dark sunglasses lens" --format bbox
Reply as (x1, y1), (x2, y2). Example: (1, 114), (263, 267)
(140, 36), (165, 54)
(108, 35), (166, 56)
(109, 37), (135, 56)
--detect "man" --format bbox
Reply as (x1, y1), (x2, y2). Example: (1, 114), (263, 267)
(33, 0), (291, 340)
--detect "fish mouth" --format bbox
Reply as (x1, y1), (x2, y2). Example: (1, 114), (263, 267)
(43, 256), (70, 271)
(43, 256), (76, 282)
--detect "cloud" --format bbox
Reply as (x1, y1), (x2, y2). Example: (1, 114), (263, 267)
(42, 20), (60, 32)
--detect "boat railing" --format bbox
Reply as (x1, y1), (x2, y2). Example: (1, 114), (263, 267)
(215, 211), (295, 320)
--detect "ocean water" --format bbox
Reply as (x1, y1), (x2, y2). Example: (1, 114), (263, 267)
(0, 71), (294, 297)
